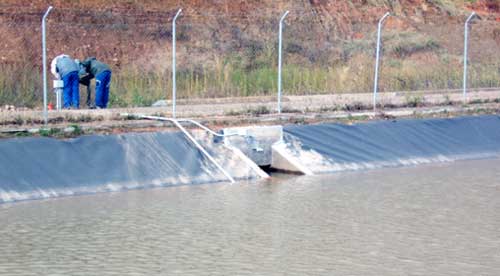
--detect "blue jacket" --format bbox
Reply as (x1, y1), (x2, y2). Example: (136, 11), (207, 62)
(55, 55), (79, 78)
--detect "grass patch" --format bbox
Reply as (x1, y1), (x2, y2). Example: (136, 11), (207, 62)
(225, 106), (271, 116)
(281, 107), (302, 114)
(469, 99), (487, 104)
(343, 102), (367, 111)
(225, 110), (241, 116)
(39, 128), (61, 137)
(391, 35), (440, 58)
(35, 124), (84, 138)
(405, 95), (425, 107)
(70, 124), (84, 136)
(247, 106), (271, 116)
(1, 47), (498, 108)
(427, 0), (459, 15)
(65, 114), (93, 123)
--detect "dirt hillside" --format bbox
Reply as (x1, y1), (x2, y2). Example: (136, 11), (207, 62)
(1, 0), (498, 67)
(0, 0), (499, 106)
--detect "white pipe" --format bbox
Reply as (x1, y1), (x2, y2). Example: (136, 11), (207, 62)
(136, 115), (239, 137)
(277, 10), (289, 114)
(42, 6), (53, 125)
(172, 9), (182, 118)
(56, 90), (61, 110)
(171, 119), (236, 184)
(463, 12), (476, 103)
(123, 114), (236, 183)
(373, 12), (390, 112)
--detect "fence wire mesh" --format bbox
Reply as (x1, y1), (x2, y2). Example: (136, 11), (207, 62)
(0, 3), (499, 108)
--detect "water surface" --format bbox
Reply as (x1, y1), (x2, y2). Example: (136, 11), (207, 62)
(1, 159), (500, 275)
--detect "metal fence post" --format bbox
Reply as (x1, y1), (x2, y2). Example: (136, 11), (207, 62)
(172, 9), (182, 118)
(463, 12), (476, 103)
(42, 6), (53, 125)
(373, 12), (390, 112)
(277, 11), (289, 114)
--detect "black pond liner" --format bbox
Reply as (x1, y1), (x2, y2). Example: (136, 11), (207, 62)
(0, 131), (230, 203)
(284, 115), (500, 172)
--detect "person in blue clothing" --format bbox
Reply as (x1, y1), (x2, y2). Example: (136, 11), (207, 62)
(76, 59), (94, 108)
(51, 54), (80, 109)
(79, 57), (112, 109)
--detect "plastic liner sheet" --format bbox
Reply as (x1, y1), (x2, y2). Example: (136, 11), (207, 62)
(0, 131), (246, 203)
(284, 115), (500, 173)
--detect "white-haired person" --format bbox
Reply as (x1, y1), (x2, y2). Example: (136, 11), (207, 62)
(51, 54), (80, 109)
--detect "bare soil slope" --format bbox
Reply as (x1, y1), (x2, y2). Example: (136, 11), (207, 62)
(0, 0), (498, 106)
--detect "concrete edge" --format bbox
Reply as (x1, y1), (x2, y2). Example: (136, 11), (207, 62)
(271, 141), (314, 175)
(224, 144), (270, 179)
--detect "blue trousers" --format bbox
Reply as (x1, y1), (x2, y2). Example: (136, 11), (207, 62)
(62, 71), (80, 108)
(95, 71), (112, 108)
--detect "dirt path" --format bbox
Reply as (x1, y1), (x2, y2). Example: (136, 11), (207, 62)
(1, 89), (499, 137)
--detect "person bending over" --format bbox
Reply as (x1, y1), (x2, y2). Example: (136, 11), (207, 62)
(51, 54), (80, 109)
(80, 57), (112, 109)
(76, 59), (94, 108)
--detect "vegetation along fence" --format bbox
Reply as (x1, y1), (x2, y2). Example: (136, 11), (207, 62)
(0, 3), (499, 110)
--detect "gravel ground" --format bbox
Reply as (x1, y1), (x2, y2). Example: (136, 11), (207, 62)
(1, 89), (499, 135)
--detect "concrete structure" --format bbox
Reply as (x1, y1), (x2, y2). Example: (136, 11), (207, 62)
(271, 141), (313, 175)
(223, 125), (283, 166)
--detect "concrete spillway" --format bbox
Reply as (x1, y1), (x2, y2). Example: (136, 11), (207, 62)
(274, 115), (500, 174)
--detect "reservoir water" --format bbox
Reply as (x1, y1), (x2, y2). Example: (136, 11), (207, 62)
(1, 158), (499, 275)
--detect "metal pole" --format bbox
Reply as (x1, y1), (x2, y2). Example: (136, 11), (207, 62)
(172, 9), (182, 118)
(277, 11), (289, 114)
(42, 6), (53, 125)
(463, 12), (476, 103)
(373, 12), (390, 112)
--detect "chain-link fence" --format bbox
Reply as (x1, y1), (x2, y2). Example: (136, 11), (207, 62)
(0, 2), (499, 109)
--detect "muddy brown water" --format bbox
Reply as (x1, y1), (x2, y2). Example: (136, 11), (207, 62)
(1, 158), (499, 275)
